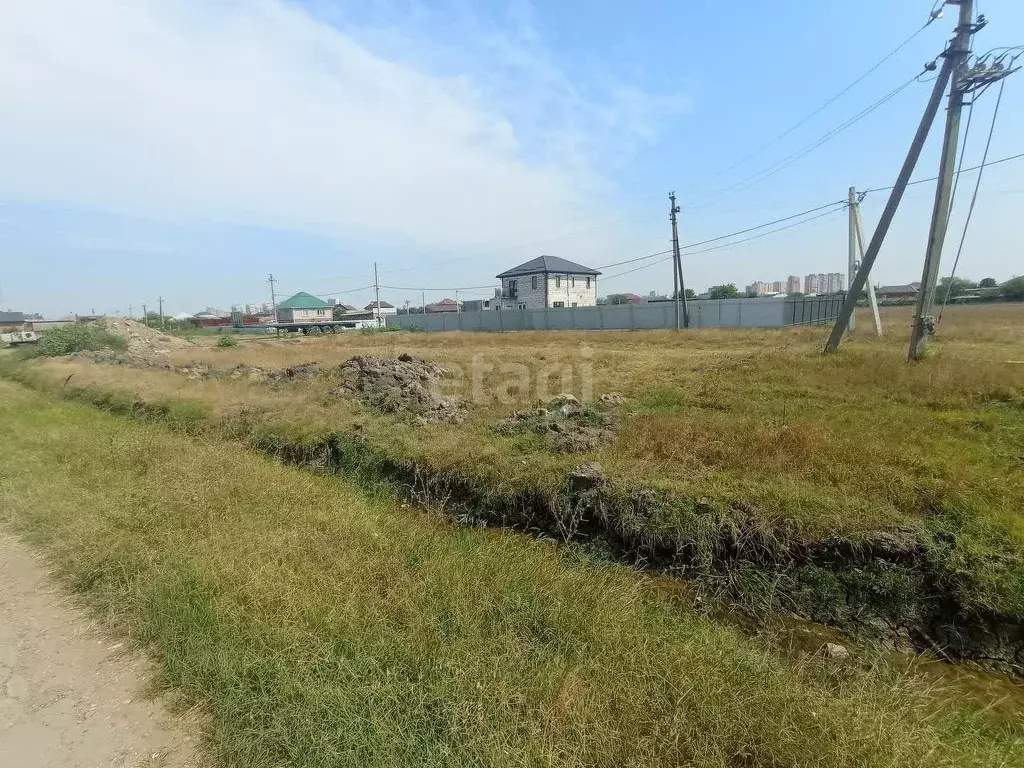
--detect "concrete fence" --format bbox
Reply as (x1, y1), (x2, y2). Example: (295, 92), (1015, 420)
(386, 296), (844, 333)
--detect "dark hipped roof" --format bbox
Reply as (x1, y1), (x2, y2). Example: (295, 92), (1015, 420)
(364, 301), (395, 310)
(496, 255), (601, 279)
(277, 291), (330, 309)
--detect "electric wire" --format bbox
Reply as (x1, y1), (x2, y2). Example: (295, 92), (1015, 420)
(938, 78), (1006, 321)
(706, 21), (934, 181)
(601, 203), (847, 282)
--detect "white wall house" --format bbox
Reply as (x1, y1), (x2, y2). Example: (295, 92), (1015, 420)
(496, 255), (601, 310)
(364, 301), (398, 320)
(276, 291), (331, 323)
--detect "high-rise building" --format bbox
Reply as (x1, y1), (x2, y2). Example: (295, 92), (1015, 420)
(787, 275), (801, 294)
(771, 280), (785, 293)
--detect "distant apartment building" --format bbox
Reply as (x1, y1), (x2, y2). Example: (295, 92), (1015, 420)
(787, 275), (801, 294)
(803, 273), (845, 294)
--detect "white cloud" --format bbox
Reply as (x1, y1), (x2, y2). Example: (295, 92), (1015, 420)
(0, 0), (683, 255)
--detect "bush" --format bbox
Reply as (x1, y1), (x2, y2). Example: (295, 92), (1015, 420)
(36, 324), (127, 357)
(408, 323), (426, 333)
(216, 334), (238, 348)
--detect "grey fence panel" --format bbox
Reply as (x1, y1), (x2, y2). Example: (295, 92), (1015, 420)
(385, 297), (816, 332)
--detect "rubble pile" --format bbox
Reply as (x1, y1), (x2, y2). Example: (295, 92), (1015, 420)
(331, 353), (467, 424)
(494, 393), (617, 453)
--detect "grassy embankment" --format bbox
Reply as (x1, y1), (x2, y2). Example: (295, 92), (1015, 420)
(0, 380), (1020, 767)
(5, 304), (1024, 660)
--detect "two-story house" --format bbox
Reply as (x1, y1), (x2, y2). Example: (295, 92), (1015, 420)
(276, 292), (331, 323)
(496, 256), (601, 310)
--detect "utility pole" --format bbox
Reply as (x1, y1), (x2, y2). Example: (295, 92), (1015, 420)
(852, 192), (883, 335)
(669, 191), (689, 329)
(823, 25), (959, 353)
(421, 291), (426, 314)
(142, 303), (148, 327)
(846, 187), (857, 333)
(267, 273), (279, 336)
(908, 0), (977, 361)
(455, 289), (460, 313)
(374, 262), (382, 326)
(157, 296), (164, 329)
(128, 304), (133, 322)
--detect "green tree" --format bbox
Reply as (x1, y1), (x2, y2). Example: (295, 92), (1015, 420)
(937, 276), (977, 300)
(684, 288), (696, 299)
(708, 283), (740, 300)
(1002, 276), (1024, 300)
(979, 277), (997, 288)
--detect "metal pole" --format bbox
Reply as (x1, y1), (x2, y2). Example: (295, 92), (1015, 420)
(853, 200), (883, 335)
(157, 296), (164, 329)
(847, 186), (857, 333)
(823, 46), (957, 353)
(909, 0), (975, 361)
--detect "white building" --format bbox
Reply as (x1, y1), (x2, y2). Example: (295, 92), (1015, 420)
(364, 301), (397, 320)
(496, 255), (601, 310)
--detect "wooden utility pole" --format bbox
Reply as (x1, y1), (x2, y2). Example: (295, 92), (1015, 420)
(823, 25), (958, 353)
(669, 191), (689, 329)
(908, 0), (976, 361)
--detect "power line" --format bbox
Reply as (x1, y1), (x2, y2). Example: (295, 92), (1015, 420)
(706, 21), (934, 181)
(939, 78), (1006, 321)
(378, 283), (498, 292)
(594, 199), (848, 273)
(716, 75), (922, 197)
(601, 203), (847, 282)
(862, 150), (1024, 193)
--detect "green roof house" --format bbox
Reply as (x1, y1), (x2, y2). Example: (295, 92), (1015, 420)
(276, 292), (331, 324)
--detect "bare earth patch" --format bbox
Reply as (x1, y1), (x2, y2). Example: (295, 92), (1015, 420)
(0, 536), (200, 768)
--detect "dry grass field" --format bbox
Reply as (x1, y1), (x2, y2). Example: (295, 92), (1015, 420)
(5, 303), (1024, 652)
(1, 381), (1021, 767)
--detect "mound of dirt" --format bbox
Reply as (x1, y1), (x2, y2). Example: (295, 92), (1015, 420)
(331, 354), (467, 424)
(495, 394), (617, 453)
(265, 362), (321, 386)
(100, 319), (192, 358)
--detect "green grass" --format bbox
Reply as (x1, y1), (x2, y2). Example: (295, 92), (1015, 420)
(35, 322), (128, 356)
(0, 380), (1020, 767)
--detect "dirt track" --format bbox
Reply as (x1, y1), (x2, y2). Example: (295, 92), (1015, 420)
(0, 536), (199, 767)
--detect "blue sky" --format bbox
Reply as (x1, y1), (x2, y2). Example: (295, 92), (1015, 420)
(1, 0), (1022, 316)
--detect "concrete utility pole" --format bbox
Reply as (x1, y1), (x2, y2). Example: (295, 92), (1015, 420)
(852, 191), (883, 335)
(669, 191), (690, 329)
(142, 303), (148, 327)
(374, 262), (382, 326)
(846, 187), (857, 333)
(267, 273), (279, 336)
(421, 291), (426, 314)
(823, 21), (960, 353)
(128, 304), (133, 322)
(908, 0), (977, 361)
(157, 296), (164, 329)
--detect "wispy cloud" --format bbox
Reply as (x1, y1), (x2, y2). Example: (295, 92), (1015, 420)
(0, 0), (687, 257)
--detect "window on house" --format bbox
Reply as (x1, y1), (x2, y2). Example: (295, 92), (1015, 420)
(586, 277), (591, 289)
(316, 309), (326, 316)
(555, 276), (561, 288)
(571, 302), (577, 307)
(518, 302), (527, 310)
(531, 275), (538, 290)
(553, 301), (565, 308)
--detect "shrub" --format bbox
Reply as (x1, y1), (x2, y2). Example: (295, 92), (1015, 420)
(408, 323), (426, 333)
(216, 334), (238, 348)
(36, 324), (127, 357)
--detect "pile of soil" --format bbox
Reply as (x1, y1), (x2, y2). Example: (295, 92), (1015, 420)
(100, 319), (192, 359)
(265, 362), (321, 386)
(495, 394), (617, 453)
(331, 354), (467, 424)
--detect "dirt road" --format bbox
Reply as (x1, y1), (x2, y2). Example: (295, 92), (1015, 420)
(0, 536), (199, 767)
